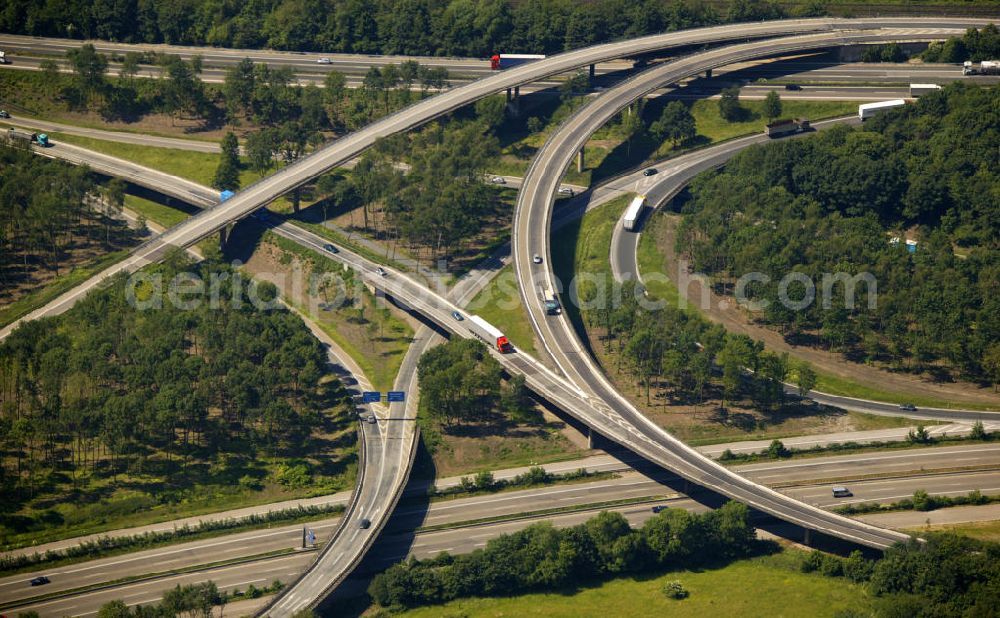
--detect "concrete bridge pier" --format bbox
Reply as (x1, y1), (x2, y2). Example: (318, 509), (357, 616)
(577, 148), (585, 173)
(589, 63), (595, 79)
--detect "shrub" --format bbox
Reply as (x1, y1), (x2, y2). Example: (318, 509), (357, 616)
(662, 580), (689, 599)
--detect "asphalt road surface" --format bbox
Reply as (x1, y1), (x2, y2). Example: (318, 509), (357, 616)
(512, 28), (981, 554)
(0, 26), (992, 608)
(6, 443), (1000, 615)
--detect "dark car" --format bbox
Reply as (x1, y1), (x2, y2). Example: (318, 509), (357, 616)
(323, 243), (339, 254)
(651, 505), (666, 514)
(784, 83), (802, 91)
(30, 576), (50, 586)
(359, 518), (371, 529)
(900, 403), (917, 412)
(0, 110), (10, 118)
(451, 310), (464, 321)
(642, 168), (657, 177)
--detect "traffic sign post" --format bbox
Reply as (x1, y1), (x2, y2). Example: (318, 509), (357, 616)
(362, 391), (381, 403)
(387, 391), (405, 402)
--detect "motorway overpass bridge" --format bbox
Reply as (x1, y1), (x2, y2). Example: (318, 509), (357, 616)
(1, 16), (995, 616)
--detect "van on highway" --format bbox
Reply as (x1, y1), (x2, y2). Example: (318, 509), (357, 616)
(832, 487), (852, 498)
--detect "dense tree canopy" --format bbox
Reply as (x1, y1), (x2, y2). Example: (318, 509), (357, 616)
(0, 257), (342, 539)
(0, 0), (789, 56)
(368, 501), (757, 609)
(808, 531), (1000, 617)
(923, 23), (1000, 63)
(417, 338), (533, 425)
(676, 84), (1000, 384)
(0, 141), (131, 288)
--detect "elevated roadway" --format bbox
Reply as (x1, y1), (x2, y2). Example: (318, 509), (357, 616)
(512, 26), (982, 553)
(0, 24), (992, 607)
(2, 17), (992, 337)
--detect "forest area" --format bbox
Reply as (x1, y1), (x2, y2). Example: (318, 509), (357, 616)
(0, 141), (137, 311)
(15, 41), (446, 140)
(0, 256), (355, 545)
(675, 83), (1000, 386)
(0, 0), (784, 57)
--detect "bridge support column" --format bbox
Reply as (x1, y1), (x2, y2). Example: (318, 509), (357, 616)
(508, 86), (521, 116)
(576, 148), (585, 173)
(705, 68), (712, 78)
(589, 63), (595, 79)
(506, 87), (512, 103)
(587, 427), (597, 449)
(803, 528), (813, 546)
(219, 225), (228, 250)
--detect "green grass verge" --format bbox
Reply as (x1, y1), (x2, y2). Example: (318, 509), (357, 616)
(551, 194), (633, 342)
(49, 132), (268, 193)
(264, 232), (413, 392)
(679, 99), (859, 151)
(394, 548), (873, 618)
(124, 194), (191, 228)
(51, 132), (224, 186)
(918, 520), (1000, 543)
(0, 504), (342, 577)
(810, 371), (1000, 412)
(465, 263), (537, 355)
(416, 496), (662, 534)
(0, 249), (130, 329)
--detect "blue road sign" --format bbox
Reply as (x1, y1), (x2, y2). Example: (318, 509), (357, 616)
(362, 391), (381, 403)
(387, 391), (406, 403)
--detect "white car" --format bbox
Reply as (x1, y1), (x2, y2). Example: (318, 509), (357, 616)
(532, 254), (543, 264)
(557, 187), (574, 196)
(317, 57), (332, 64)
(375, 267), (387, 277)
(490, 176), (506, 184)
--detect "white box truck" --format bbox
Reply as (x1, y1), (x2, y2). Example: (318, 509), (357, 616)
(909, 83), (941, 97)
(858, 99), (905, 121)
(622, 195), (645, 231)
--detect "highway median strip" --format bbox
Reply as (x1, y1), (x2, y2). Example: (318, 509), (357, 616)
(413, 495), (672, 534)
(0, 546), (312, 612)
(0, 503), (345, 577)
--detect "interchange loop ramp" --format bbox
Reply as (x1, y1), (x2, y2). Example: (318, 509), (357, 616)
(511, 27), (978, 551)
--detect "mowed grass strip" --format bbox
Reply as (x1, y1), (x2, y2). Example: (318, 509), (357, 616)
(394, 549), (873, 618)
(48, 132), (266, 190)
(466, 264), (537, 355)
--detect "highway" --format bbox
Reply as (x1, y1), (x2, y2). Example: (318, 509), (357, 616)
(511, 26), (985, 554)
(5, 442), (1000, 615)
(1, 31), (984, 552)
(0, 19), (994, 613)
(29, 140), (220, 207)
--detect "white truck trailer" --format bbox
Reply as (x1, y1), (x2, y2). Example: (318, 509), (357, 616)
(622, 195), (646, 232)
(858, 99), (905, 121)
